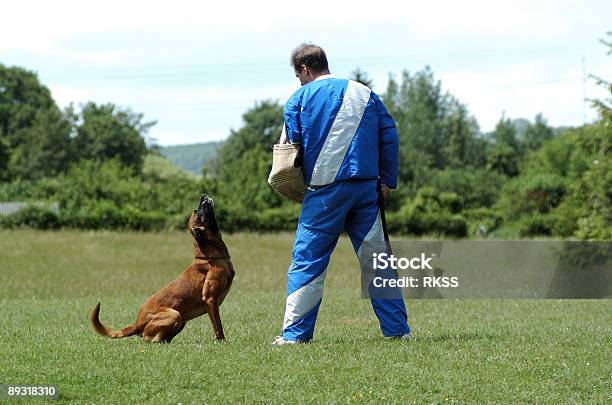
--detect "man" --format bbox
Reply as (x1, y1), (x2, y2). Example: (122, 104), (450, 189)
(273, 43), (411, 345)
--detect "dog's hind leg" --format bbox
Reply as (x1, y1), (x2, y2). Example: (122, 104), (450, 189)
(142, 308), (184, 343)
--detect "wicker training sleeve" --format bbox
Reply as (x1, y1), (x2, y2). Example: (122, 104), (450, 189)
(268, 142), (307, 203)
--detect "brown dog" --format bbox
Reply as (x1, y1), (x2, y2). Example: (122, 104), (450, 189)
(90, 194), (234, 343)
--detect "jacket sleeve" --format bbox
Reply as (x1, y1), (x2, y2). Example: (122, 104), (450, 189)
(373, 92), (399, 189)
(283, 92), (302, 143)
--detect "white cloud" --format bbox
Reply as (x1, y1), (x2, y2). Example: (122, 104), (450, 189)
(440, 58), (611, 131)
(4, 1), (607, 55)
(3, 0), (610, 144)
(49, 85), (94, 108)
(49, 82), (294, 109)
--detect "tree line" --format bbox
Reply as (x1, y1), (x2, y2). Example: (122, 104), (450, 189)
(0, 39), (610, 239)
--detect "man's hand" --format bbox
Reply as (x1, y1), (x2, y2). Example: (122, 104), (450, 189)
(379, 183), (391, 208)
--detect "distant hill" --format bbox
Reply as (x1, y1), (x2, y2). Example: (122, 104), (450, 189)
(160, 141), (223, 175)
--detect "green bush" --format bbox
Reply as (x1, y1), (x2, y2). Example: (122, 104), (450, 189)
(463, 207), (503, 237)
(518, 213), (556, 237)
(408, 187), (463, 214)
(517, 210), (581, 238)
(430, 168), (505, 208)
(388, 210), (467, 237)
(498, 173), (567, 220)
(387, 187), (468, 237)
(208, 204), (300, 233)
(571, 156), (612, 240)
(0, 179), (38, 200)
(548, 202), (579, 237)
(497, 121), (610, 240)
(0, 206), (60, 230)
(255, 206), (301, 232)
(520, 134), (576, 176)
(61, 201), (167, 231)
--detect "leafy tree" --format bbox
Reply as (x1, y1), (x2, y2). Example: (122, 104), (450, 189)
(571, 152), (611, 239)
(384, 69), (442, 188)
(216, 144), (284, 211)
(211, 100), (283, 175)
(401, 68), (447, 168)
(567, 32), (611, 239)
(520, 132), (584, 177)
(526, 32), (612, 239)
(497, 117), (610, 239)
(0, 64), (72, 180)
(68, 102), (154, 174)
(493, 116), (521, 153)
(7, 108), (73, 180)
(0, 64), (56, 138)
(0, 65), (155, 181)
(441, 100), (483, 168)
(588, 31), (611, 121)
(382, 73), (400, 116)
(350, 67), (374, 88)
(383, 67), (486, 192)
(523, 113), (554, 151)
(0, 137), (9, 181)
(487, 143), (518, 177)
(487, 117), (521, 176)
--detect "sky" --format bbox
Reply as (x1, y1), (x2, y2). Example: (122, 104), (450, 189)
(1, 0), (610, 146)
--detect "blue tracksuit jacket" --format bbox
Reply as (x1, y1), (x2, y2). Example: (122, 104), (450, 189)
(283, 75), (399, 188)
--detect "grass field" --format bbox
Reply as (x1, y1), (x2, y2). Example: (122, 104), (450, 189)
(0, 230), (610, 403)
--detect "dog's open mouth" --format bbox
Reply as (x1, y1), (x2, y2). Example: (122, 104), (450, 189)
(193, 194), (218, 231)
(194, 194), (214, 215)
(199, 194), (214, 207)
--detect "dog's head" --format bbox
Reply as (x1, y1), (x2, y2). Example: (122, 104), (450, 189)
(189, 194), (220, 245)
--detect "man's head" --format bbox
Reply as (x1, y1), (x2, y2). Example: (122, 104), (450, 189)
(290, 43), (330, 85)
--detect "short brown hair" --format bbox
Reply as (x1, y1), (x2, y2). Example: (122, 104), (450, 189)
(290, 43), (329, 74)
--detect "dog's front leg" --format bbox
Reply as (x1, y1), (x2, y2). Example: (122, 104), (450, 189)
(204, 296), (225, 340)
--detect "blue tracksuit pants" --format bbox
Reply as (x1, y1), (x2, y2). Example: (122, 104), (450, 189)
(282, 179), (410, 341)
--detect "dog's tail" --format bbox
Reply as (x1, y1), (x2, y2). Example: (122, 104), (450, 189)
(90, 302), (139, 339)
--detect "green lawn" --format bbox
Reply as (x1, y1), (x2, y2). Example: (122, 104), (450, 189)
(0, 230), (610, 403)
